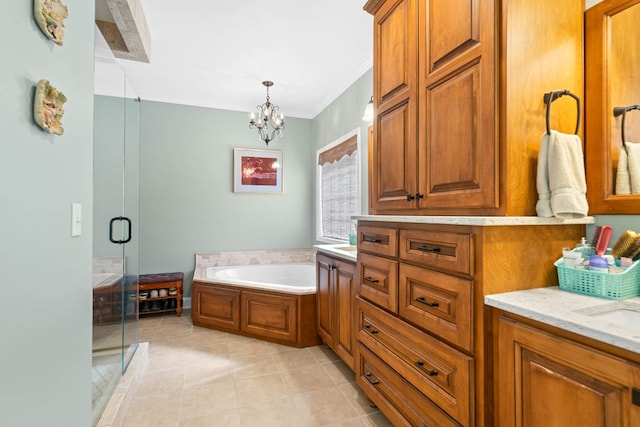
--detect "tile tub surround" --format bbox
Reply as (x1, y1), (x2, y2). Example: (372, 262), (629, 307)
(193, 249), (315, 281)
(485, 287), (640, 354)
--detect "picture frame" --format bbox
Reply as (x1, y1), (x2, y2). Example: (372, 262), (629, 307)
(233, 148), (284, 193)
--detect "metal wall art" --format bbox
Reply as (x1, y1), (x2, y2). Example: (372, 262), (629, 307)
(34, 0), (68, 46)
(34, 79), (67, 135)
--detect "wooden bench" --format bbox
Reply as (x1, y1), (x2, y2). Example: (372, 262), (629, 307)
(138, 272), (183, 316)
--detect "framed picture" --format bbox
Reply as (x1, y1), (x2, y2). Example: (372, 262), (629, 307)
(233, 148), (284, 193)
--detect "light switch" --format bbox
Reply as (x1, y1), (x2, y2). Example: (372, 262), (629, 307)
(71, 203), (81, 237)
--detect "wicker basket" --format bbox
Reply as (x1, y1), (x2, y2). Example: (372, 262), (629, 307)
(555, 258), (640, 300)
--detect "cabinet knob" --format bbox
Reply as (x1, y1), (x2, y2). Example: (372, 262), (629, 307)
(406, 193), (415, 201)
(416, 193), (424, 199)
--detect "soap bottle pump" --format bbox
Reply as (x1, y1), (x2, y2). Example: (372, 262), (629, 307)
(574, 237), (594, 260)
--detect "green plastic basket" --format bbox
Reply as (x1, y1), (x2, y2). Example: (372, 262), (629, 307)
(555, 258), (640, 300)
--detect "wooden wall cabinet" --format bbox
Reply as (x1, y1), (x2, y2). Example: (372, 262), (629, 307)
(354, 220), (585, 426)
(365, 0), (584, 216)
(495, 312), (640, 426)
(316, 252), (357, 370)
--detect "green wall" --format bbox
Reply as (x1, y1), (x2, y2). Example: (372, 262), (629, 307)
(1, 1), (95, 426)
(136, 100), (314, 295)
(312, 70), (373, 215)
(94, 69), (375, 298)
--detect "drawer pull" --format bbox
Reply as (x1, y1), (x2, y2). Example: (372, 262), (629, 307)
(364, 324), (379, 334)
(364, 276), (379, 284)
(415, 360), (438, 376)
(364, 372), (379, 385)
(363, 237), (382, 243)
(416, 244), (441, 253)
(415, 296), (439, 307)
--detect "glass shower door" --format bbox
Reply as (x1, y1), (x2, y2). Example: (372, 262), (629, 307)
(91, 55), (139, 425)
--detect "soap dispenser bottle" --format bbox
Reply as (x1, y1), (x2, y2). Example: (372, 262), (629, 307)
(574, 237), (594, 260)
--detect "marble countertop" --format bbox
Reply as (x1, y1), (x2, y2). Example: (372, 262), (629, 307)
(313, 244), (357, 262)
(485, 287), (640, 354)
(354, 215), (595, 226)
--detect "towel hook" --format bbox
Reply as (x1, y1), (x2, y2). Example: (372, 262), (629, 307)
(543, 90), (581, 135)
(613, 105), (640, 154)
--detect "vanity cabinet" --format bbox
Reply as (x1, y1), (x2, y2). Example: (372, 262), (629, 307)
(316, 252), (357, 370)
(355, 219), (585, 426)
(494, 311), (640, 426)
(364, 0), (584, 215)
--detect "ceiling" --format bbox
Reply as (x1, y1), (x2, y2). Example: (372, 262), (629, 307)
(94, 0), (373, 119)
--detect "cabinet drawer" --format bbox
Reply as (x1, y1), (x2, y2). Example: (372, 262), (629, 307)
(399, 229), (472, 275)
(356, 343), (461, 427)
(357, 298), (473, 425)
(357, 252), (398, 313)
(358, 225), (398, 257)
(399, 263), (473, 351)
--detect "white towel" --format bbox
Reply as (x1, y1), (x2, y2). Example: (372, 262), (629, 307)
(536, 130), (589, 218)
(627, 142), (640, 194)
(536, 132), (553, 217)
(616, 144), (631, 195)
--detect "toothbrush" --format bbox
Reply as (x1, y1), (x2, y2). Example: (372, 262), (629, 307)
(595, 225), (613, 256)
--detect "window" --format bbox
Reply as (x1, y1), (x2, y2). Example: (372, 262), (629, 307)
(316, 129), (360, 242)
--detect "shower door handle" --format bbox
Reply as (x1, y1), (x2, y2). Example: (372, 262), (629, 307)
(109, 216), (132, 244)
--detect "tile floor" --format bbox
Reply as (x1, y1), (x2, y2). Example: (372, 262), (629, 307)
(111, 310), (393, 427)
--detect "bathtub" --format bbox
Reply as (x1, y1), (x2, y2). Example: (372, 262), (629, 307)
(192, 261), (319, 347)
(205, 263), (316, 295)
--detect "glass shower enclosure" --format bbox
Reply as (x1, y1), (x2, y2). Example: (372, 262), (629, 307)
(91, 53), (140, 425)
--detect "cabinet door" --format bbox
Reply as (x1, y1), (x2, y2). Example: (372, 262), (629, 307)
(316, 254), (333, 346)
(418, 0), (497, 211)
(241, 290), (298, 345)
(497, 315), (640, 426)
(191, 282), (240, 331)
(370, 0), (419, 212)
(334, 259), (356, 369)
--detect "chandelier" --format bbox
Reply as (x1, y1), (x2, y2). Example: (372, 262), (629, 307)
(249, 81), (285, 145)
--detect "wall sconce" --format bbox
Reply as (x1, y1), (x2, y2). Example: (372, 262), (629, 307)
(362, 95), (374, 122)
